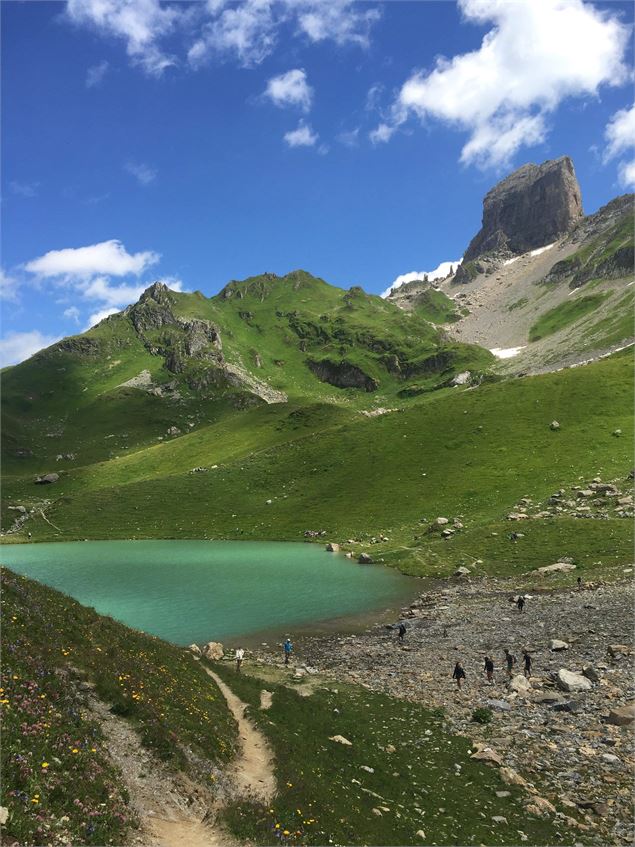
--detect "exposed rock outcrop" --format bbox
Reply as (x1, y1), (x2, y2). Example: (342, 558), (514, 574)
(307, 359), (378, 392)
(460, 157), (583, 267)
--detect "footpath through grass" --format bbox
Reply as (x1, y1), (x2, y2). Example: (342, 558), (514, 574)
(1, 570), (237, 846)
(211, 662), (573, 846)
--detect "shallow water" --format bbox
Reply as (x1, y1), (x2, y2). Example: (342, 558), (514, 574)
(1, 540), (413, 645)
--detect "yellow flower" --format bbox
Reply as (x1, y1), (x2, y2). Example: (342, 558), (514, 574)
(41, 762), (49, 768)
(71, 748), (79, 754)
(283, 830), (290, 836)
(275, 823), (280, 829)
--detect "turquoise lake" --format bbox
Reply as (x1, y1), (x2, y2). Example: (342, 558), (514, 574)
(0, 540), (414, 645)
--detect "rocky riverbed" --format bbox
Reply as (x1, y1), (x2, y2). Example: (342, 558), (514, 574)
(255, 575), (634, 845)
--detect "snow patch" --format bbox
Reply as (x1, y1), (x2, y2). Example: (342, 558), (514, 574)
(490, 346), (526, 359)
(503, 256), (520, 266)
(382, 259), (462, 298)
(529, 242), (556, 257)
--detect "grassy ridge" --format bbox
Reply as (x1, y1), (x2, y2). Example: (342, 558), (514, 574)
(211, 662), (567, 846)
(3, 352), (631, 580)
(1, 569), (237, 845)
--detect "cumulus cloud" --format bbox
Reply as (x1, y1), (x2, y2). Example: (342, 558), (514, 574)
(381, 260), (462, 299)
(25, 239), (159, 280)
(373, 0), (630, 168)
(283, 121), (318, 147)
(86, 59), (109, 87)
(0, 330), (61, 368)
(124, 161), (157, 185)
(66, 0), (379, 74)
(63, 306), (81, 324)
(9, 181), (39, 198)
(265, 68), (313, 111)
(337, 128), (360, 148)
(369, 122), (397, 145)
(604, 104), (635, 188)
(85, 307), (120, 330)
(0, 268), (20, 302)
(66, 0), (178, 76)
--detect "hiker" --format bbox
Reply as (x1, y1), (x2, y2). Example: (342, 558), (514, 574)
(452, 661), (466, 690)
(522, 650), (532, 679)
(235, 647), (245, 672)
(504, 648), (517, 678)
(397, 622), (407, 643)
(517, 595), (525, 613)
(484, 656), (494, 684)
(577, 576), (582, 590)
(283, 638), (293, 665)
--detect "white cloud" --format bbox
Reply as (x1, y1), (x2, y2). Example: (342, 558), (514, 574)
(25, 239), (159, 280)
(82, 276), (148, 308)
(294, 0), (380, 48)
(66, 0), (177, 76)
(375, 0), (630, 168)
(124, 161), (157, 185)
(86, 59), (110, 87)
(0, 330), (60, 368)
(618, 159), (635, 190)
(283, 121), (318, 147)
(337, 128), (360, 148)
(369, 122), (397, 145)
(0, 268), (20, 302)
(603, 104), (635, 188)
(9, 181), (39, 198)
(64, 306), (81, 324)
(265, 68), (313, 112)
(189, 0), (277, 68)
(85, 307), (120, 330)
(381, 260), (462, 298)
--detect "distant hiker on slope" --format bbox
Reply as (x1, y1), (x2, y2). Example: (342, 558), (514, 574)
(453, 661), (466, 690)
(398, 622), (407, 644)
(235, 647), (245, 672)
(484, 656), (494, 684)
(522, 650), (532, 679)
(517, 595), (526, 613)
(283, 638), (293, 665)
(504, 649), (517, 679)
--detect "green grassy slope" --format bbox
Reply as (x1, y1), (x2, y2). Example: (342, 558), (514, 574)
(1, 569), (237, 845)
(1, 272), (492, 476)
(3, 351), (632, 579)
(211, 662), (570, 846)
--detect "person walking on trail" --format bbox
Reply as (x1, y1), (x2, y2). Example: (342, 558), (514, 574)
(235, 647), (245, 672)
(283, 638), (293, 665)
(453, 661), (466, 690)
(522, 650), (532, 679)
(504, 649), (517, 679)
(398, 622), (407, 644)
(517, 595), (526, 613)
(484, 656), (494, 684)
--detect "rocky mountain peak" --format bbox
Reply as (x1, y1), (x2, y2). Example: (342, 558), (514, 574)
(139, 281), (174, 306)
(462, 156), (583, 264)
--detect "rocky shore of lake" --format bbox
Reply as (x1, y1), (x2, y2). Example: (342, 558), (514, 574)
(254, 574), (634, 845)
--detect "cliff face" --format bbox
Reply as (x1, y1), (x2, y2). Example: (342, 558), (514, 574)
(463, 156), (583, 263)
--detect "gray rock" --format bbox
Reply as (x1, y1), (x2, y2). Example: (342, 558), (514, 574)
(556, 669), (592, 692)
(34, 473), (59, 485)
(358, 553), (373, 564)
(201, 641), (224, 660)
(550, 639), (569, 651)
(326, 542), (340, 553)
(605, 703), (635, 726)
(582, 665), (601, 683)
(461, 156), (582, 263)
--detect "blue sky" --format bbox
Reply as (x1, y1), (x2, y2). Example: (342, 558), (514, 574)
(1, 0), (634, 365)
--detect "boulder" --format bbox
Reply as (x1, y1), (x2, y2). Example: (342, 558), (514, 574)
(470, 747), (502, 766)
(326, 542), (340, 553)
(188, 644), (202, 656)
(0, 807), (8, 826)
(550, 420), (560, 431)
(453, 566), (471, 577)
(202, 642), (224, 661)
(329, 735), (352, 746)
(435, 517), (449, 526)
(607, 644), (633, 658)
(499, 767), (526, 787)
(550, 639), (569, 651)
(358, 553), (373, 564)
(34, 473), (59, 485)
(525, 797), (556, 818)
(556, 669), (592, 692)
(509, 674), (531, 695)
(582, 665), (601, 683)
(534, 562), (576, 575)
(605, 703), (635, 726)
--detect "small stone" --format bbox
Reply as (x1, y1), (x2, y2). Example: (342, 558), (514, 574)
(360, 765), (375, 773)
(371, 808), (382, 817)
(470, 747), (503, 766)
(358, 553), (373, 564)
(0, 807), (8, 825)
(550, 639), (569, 651)
(492, 816), (508, 824)
(326, 542), (340, 552)
(605, 704), (635, 726)
(329, 735), (352, 746)
(415, 830), (426, 840)
(601, 753), (620, 764)
(550, 420), (560, 430)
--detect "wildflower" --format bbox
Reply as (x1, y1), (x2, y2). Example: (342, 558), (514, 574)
(71, 748), (79, 754)
(41, 762), (49, 769)
(283, 830), (290, 836)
